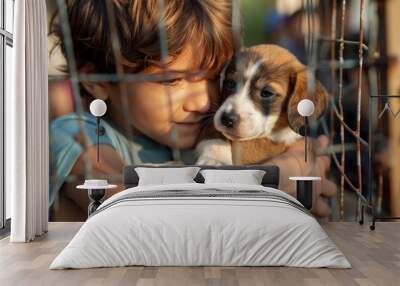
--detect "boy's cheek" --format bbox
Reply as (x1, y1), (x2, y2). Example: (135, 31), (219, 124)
(131, 115), (174, 142)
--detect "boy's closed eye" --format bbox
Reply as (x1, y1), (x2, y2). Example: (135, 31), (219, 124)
(159, 77), (184, 86)
(156, 69), (217, 86)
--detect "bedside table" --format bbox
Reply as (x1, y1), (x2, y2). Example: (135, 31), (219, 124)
(289, 177), (321, 210)
(77, 180), (117, 216)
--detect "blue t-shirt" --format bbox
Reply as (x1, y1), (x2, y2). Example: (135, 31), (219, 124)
(50, 112), (179, 206)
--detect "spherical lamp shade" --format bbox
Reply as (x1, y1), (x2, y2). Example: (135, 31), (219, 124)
(297, 99), (315, 117)
(90, 99), (107, 117)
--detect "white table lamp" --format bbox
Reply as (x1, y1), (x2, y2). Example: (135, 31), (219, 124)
(297, 99), (315, 162)
(89, 99), (107, 162)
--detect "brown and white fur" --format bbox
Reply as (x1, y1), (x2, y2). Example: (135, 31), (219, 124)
(195, 44), (329, 165)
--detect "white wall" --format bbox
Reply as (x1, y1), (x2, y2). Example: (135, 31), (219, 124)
(4, 0), (15, 220)
(5, 44), (13, 219)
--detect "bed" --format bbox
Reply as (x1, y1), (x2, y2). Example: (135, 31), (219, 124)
(50, 165), (350, 269)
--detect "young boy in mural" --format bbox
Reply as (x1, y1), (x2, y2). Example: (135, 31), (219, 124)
(50, 0), (336, 220)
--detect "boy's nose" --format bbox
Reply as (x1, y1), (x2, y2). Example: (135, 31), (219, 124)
(183, 83), (212, 113)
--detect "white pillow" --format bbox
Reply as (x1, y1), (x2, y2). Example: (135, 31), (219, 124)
(135, 167), (201, 186)
(200, 169), (266, 185)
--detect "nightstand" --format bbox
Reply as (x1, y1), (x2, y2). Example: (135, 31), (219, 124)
(77, 180), (117, 216)
(289, 177), (321, 210)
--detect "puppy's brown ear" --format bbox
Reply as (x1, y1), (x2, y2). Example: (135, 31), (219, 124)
(287, 70), (329, 135)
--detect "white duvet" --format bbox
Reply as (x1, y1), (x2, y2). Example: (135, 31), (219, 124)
(50, 183), (350, 269)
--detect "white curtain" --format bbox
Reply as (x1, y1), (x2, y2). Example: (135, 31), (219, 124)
(7, 0), (49, 242)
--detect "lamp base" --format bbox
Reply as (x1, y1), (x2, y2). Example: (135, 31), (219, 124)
(88, 189), (106, 216)
(296, 180), (313, 210)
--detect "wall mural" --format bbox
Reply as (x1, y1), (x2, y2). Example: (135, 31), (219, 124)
(46, 0), (400, 224)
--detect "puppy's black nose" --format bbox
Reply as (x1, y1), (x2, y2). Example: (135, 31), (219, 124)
(220, 111), (239, 128)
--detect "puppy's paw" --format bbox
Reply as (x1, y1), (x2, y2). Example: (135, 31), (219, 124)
(195, 139), (233, 166)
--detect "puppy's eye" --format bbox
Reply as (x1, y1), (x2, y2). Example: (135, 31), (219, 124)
(225, 79), (236, 90)
(260, 87), (276, 98)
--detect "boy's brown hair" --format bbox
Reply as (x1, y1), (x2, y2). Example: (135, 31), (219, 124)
(51, 0), (236, 75)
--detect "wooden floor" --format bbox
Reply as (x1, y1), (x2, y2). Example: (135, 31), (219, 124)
(0, 222), (399, 286)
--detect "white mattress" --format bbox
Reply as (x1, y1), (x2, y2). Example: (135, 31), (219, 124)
(50, 183), (350, 269)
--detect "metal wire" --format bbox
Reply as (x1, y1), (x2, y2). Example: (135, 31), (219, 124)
(338, 0), (347, 221)
(49, 70), (209, 83)
(355, 0), (366, 220)
(104, 0), (135, 149)
(156, 0), (181, 162)
(304, 0), (318, 167)
(329, 0), (337, 147)
(55, 0), (92, 180)
(231, 0), (244, 164)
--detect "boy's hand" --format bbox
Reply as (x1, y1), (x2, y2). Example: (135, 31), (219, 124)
(267, 135), (337, 217)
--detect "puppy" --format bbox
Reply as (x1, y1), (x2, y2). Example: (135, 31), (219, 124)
(195, 44), (329, 165)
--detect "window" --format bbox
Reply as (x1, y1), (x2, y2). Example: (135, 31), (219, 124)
(1, 0), (14, 231)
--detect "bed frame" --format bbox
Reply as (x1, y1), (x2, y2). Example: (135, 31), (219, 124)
(123, 165), (280, 189)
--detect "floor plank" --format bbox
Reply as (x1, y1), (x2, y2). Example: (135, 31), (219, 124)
(0, 222), (399, 286)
